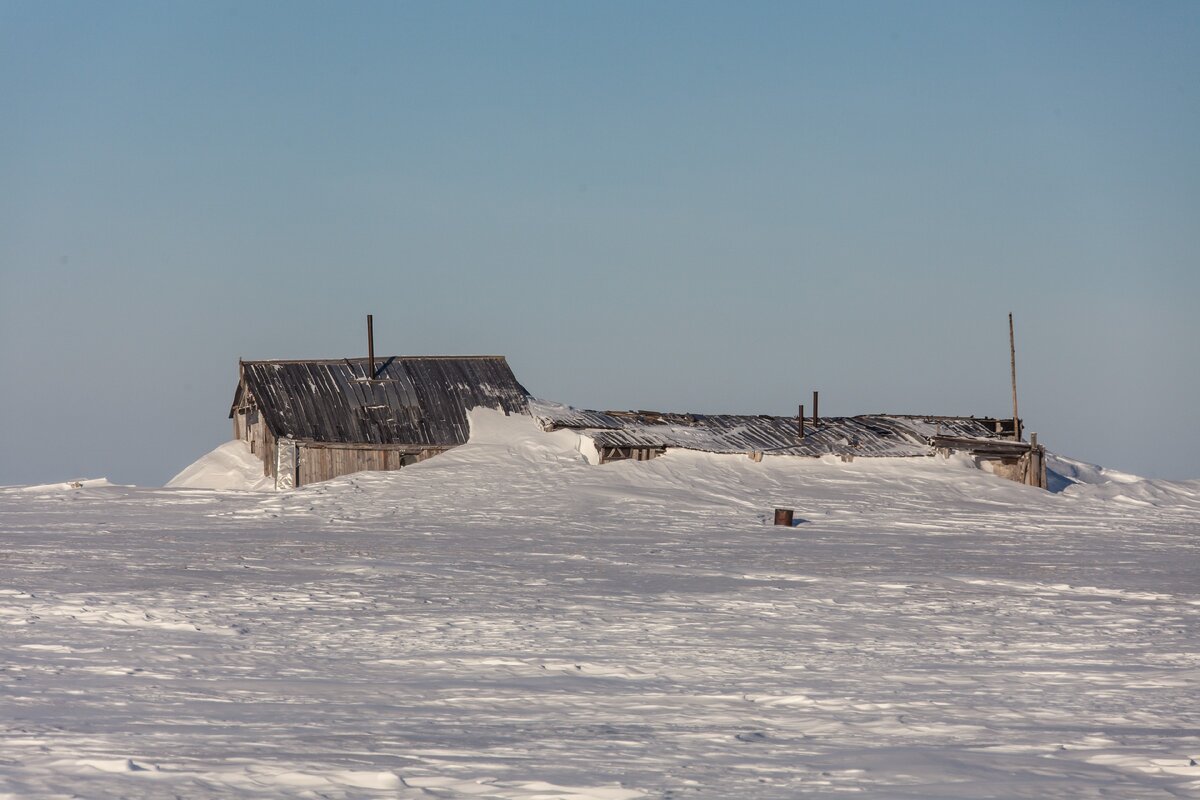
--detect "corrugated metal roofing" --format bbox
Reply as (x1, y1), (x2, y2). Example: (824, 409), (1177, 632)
(236, 357), (530, 446)
(529, 400), (1014, 458)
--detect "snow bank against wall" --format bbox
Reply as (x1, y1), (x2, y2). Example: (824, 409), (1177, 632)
(166, 440), (274, 491)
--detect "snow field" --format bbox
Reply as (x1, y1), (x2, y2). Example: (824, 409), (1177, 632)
(1, 411), (1198, 798)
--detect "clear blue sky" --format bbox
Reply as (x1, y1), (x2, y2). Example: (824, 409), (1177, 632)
(2, 1), (1197, 485)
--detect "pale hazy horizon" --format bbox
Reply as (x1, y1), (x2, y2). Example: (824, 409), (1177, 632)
(2, 1), (1197, 484)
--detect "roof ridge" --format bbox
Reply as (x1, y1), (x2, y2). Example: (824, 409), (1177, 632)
(241, 355), (509, 363)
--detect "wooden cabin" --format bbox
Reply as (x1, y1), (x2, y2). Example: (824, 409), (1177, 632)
(228, 351), (1046, 491)
(230, 356), (529, 489)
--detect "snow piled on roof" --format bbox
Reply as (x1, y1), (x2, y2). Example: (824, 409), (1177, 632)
(1, 409), (1198, 798)
(528, 399), (1011, 457)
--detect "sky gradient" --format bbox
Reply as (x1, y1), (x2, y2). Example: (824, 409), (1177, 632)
(2, 1), (1198, 485)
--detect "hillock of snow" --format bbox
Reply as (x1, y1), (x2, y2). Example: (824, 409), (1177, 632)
(165, 439), (274, 491)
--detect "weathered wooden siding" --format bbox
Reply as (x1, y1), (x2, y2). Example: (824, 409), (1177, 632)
(296, 444), (448, 486)
(232, 404), (277, 481)
(227, 357), (528, 488)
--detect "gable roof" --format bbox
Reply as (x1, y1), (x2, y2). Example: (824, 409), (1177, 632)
(233, 357), (530, 447)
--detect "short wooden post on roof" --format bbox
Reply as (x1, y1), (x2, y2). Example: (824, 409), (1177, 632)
(367, 314), (376, 379)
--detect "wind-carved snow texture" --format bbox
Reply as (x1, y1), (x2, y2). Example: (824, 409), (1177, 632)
(1, 411), (1199, 798)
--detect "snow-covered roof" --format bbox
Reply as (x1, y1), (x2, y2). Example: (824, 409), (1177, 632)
(530, 400), (1016, 457)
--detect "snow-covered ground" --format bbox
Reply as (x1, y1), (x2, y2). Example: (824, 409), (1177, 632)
(2, 411), (1198, 798)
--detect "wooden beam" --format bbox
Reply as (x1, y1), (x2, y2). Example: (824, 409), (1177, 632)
(1009, 312), (1020, 441)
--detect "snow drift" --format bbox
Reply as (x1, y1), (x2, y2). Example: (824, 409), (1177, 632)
(4, 409), (1197, 798)
(165, 439), (274, 491)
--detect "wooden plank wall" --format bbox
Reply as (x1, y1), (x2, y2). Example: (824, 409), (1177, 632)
(975, 448), (1048, 490)
(234, 407), (276, 479)
(597, 446), (665, 464)
(296, 445), (448, 486)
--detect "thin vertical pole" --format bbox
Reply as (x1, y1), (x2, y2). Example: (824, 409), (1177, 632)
(798, 404), (805, 440)
(367, 314), (376, 379)
(813, 390), (819, 427)
(1009, 312), (1020, 441)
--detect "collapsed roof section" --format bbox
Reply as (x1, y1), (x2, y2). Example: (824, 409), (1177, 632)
(530, 400), (1019, 459)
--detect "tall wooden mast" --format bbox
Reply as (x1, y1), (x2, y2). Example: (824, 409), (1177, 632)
(1009, 312), (1020, 441)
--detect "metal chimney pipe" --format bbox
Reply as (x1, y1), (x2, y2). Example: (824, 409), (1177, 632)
(367, 314), (376, 379)
(798, 404), (805, 440)
(813, 390), (819, 427)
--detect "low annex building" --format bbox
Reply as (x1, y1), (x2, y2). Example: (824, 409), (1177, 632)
(531, 402), (1047, 488)
(230, 356), (530, 489)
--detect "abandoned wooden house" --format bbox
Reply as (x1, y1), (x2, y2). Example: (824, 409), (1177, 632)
(230, 356), (530, 488)
(230, 340), (1045, 490)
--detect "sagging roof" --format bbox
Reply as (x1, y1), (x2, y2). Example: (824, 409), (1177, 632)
(530, 400), (1017, 458)
(233, 357), (530, 447)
